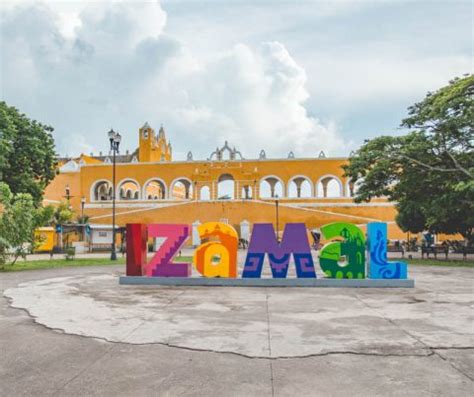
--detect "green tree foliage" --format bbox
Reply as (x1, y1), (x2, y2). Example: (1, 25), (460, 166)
(34, 205), (56, 227)
(0, 182), (38, 267)
(53, 201), (74, 224)
(76, 214), (90, 224)
(0, 102), (57, 205)
(34, 202), (75, 226)
(344, 75), (474, 241)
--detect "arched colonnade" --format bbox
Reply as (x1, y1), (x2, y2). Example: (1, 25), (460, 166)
(90, 174), (360, 202)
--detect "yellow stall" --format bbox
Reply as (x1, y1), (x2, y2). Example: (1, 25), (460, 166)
(34, 227), (56, 252)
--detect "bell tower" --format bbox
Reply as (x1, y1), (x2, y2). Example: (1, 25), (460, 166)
(138, 122), (155, 162)
(138, 122), (172, 162)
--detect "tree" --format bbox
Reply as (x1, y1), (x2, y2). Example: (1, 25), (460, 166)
(0, 102), (57, 205)
(34, 205), (55, 227)
(34, 202), (75, 227)
(344, 75), (474, 242)
(76, 214), (90, 224)
(53, 201), (74, 224)
(0, 182), (38, 267)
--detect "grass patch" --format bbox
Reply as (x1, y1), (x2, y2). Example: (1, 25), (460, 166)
(407, 258), (474, 268)
(1, 255), (471, 272)
(0, 256), (193, 272)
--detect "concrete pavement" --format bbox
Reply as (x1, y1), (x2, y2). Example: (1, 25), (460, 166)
(1, 264), (473, 396)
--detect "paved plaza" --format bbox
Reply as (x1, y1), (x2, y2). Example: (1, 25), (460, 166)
(1, 264), (473, 396)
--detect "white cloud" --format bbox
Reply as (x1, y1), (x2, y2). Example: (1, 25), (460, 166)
(305, 50), (472, 106)
(0, 0), (345, 159)
(158, 41), (346, 158)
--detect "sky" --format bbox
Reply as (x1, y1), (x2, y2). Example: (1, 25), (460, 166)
(0, 0), (472, 160)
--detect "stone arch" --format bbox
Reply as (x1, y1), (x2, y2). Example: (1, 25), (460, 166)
(259, 175), (285, 199)
(200, 185), (211, 200)
(346, 178), (363, 198)
(170, 177), (193, 200)
(287, 175), (313, 198)
(316, 174), (343, 198)
(142, 178), (167, 200)
(117, 178), (141, 200)
(91, 179), (112, 201)
(217, 174), (235, 200)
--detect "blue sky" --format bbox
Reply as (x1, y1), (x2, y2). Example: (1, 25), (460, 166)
(1, 0), (472, 159)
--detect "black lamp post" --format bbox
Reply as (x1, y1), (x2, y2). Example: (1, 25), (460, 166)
(58, 185), (74, 248)
(80, 196), (86, 220)
(63, 185), (73, 201)
(275, 194), (280, 242)
(108, 128), (121, 260)
(80, 196), (86, 241)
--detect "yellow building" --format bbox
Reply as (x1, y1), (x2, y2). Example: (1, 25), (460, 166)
(44, 123), (407, 239)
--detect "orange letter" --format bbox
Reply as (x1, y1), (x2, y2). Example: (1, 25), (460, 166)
(193, 222), (238, 278)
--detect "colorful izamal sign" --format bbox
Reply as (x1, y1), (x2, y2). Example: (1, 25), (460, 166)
(125, 222), (408, 282)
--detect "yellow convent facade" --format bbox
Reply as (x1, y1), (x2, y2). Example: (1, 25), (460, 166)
(44, 123), (407, 239)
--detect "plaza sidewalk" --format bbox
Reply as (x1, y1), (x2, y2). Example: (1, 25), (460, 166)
(1, 263), (473, 396)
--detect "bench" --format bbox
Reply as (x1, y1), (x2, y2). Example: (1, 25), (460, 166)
(421, 245), (448, 260)
(50, 246), (76, 259)
(461, 246), (474, 260)
(387, 245), (405, 258)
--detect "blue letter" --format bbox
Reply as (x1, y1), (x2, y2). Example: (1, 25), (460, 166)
(367, 223), (407, 279)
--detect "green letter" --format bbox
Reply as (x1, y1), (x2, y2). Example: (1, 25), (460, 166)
(319, 223), (365, 279)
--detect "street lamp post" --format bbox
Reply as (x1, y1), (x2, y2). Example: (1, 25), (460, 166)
(64, 185), (71, 201)
(80, 196), (86, 241)
(59, 185), (74, 248)
(80, 196), (86, 221)
(108, 129), (121, 260)
(275, 195), (280, 242)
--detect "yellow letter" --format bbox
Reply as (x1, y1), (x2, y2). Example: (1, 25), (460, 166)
(193, 222), (238, 278)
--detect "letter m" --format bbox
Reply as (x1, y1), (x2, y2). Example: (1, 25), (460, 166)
(242, 223), (316, 278)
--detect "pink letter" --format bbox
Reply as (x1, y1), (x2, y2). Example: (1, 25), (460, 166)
(144, 224), (191, 277)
